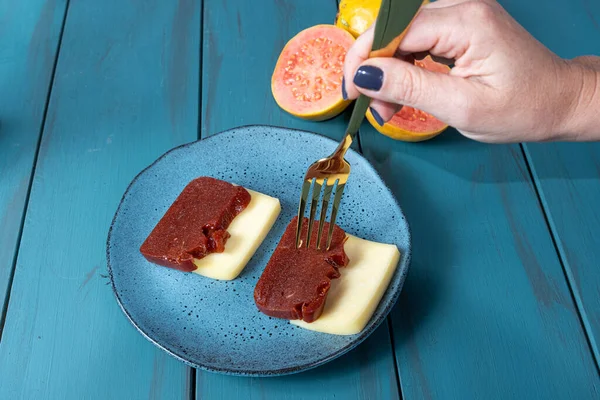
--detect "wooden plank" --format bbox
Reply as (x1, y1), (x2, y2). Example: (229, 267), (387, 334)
(196, 325), (397, 399)
(0, 0), (67, 328)
(197, 0), (399, 398)
(0, 0), (201, 398)
(359, 130), (600, 397)
(501, 0), (600, 366)
(201, 0), (356, 147)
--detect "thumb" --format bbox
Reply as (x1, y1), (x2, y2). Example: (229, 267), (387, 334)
(351, 57), (474, 125)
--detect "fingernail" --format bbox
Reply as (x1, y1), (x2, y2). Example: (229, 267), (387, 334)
(341, 76), (348, 100)
(370, 107), (384, 126)
(354, 65), (383, 91)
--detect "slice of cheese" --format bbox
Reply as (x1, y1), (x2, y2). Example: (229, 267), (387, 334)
(291, 234), (400, 335)
(192, 189), (280, 280)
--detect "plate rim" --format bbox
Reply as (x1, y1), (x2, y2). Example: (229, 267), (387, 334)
(106, 124), (412, 377)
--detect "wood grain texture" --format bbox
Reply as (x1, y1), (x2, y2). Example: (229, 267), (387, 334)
(359, 129), (600, 399)
(0, 0), (67, 329)
(500, 0), (600, 368)
(197, 0), (398, 398)
(201, 0), (356, 146)
(197, 326), (397, 400)
(0, 0), (200, 398)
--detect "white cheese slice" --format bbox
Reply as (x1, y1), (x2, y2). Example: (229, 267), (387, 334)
(291, 234), (400, 335)
(192, 189), (280, 280)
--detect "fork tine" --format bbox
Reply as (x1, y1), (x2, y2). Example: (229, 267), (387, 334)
(316, 179), (334, 250)
(305, 180), (322, 248)
(295, 179), (312, 248)
(326, 182), (346, 250)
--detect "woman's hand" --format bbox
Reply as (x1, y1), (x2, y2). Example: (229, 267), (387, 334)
(342, 0), (600, 143)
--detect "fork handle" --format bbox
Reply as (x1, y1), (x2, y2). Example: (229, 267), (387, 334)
(344, 0), (427, 141)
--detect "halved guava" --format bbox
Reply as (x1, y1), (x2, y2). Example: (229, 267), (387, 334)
(271, 24), (355, 121)
(366, 55), (450, 142)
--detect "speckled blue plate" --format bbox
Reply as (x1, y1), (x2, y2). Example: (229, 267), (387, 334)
(107, 125), (411, 377)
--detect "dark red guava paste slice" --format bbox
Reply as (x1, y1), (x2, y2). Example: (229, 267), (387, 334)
(254, 216), (349, 323)
(140, 176), (251, 272)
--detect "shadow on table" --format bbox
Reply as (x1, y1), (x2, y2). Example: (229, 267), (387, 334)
(357, 125), (599, 344)
(221, 323), (398, 394)
(360, 127), (599, 183)
(372, 157), (448, 346)
(357, 124), (600, 349)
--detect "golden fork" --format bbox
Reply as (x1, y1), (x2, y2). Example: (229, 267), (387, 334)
(294, 0), (428, 250)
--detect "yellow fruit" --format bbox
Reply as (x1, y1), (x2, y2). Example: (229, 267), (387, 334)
(335, 0), (431, 39)
(335, 0), (382, 38)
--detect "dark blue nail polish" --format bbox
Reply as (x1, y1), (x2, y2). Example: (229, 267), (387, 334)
(354, 65), (383, 91)
(341, 77), (348, 100)
(370, 107), (384, 126)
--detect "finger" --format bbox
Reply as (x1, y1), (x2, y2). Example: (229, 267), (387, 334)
(395, 51), (455, 69)
(368, 99), (401, 126)
(344, 0), (477, 99)
(352, 56), (475, 125)
(424, 0), (473, 9)
(410, 51), (454, 66)
(397, 4), (471, 60)
(342, 25), (375, 100)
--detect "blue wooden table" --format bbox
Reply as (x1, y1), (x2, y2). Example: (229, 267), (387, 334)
(1, 0), (599, 398)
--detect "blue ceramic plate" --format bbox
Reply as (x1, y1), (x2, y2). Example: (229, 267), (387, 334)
(107, 125), (411, 376)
